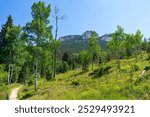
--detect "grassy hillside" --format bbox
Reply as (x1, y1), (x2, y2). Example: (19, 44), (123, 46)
(18, 52), (150, 100)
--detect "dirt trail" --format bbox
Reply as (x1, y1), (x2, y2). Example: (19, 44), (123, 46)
(9, 87), (20, 100)
(140, 70), (145, 77)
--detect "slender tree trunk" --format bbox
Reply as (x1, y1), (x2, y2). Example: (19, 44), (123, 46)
(7, 50), (12, 85)
(34, 43), (39, 92)
(53, 48), (56, 78)
(25, 67), (29, 86)
(34, 62), (38, 92)
(92, 63), (93, 71)
(7, 64), (11, 85)
(10, 64), (13, 83)
(91, 58), (94, 71)
(53, 7), (65, 78)
(41, 66), (46, 78)
(53, 17), (58, 79)
(116, 53), (120, 72)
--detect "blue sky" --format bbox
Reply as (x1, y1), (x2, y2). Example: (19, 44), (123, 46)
(0, 0), (150, 38)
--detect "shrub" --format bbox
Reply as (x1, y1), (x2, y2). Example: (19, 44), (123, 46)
(46, 70), (52, 81)
(20, 90), (35, 99)
(146, 56), (150, 60)
(122, 85), (134, 98)
(71, 81), (80, 86)
(28, 79), (33, 86)
(0, 64), (7, 84)
(57, 61), (69, 73)
(132, 64), (139, 71)
(22, 87), (29, 92)
(90, 65), (111, 78)
(62, 61), (69, 73)
(120, 65), (131, 72)
(121, 64), (139, 73)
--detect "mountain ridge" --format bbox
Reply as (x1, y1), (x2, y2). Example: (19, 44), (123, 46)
(59, 31), (112, 42)
(59, 31), (112, 54)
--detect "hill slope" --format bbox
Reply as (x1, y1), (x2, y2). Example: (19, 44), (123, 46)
(18, 52), (150, 100)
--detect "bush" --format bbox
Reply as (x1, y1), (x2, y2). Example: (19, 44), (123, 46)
(28, 79), (33, 86)
(57, 61), (69, 73)
(71, 81), (80, 86)
(46, 70), (52, 81)
(121, 64), (139, 73)
(0, 64), (7, 84)
(0, 84), (8, 100)
(62, 61), (69, 73)
(20, 90), (35, 99)
(22, 87), (29, 92)
(122, 85), (134, 98)
(146, 56), (150, 60)
(90, 65), (111, 78)
(132, 64), (139, 71)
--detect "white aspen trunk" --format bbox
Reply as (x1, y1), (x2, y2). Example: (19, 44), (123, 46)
(34, 63), (38, 92)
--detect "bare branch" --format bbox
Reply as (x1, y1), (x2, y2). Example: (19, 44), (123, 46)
(52, 5), (66, 20)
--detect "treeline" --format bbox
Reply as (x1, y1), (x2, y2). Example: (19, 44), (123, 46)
(0, 1), (150, 92)
(78, 26), (150, 72)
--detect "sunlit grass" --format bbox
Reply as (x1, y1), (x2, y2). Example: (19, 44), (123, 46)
(18, 52), (150, 100)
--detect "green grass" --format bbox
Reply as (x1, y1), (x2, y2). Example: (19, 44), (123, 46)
(18, 52), (150, 100)
(0, 64), (21, 100)
(0, 82), (21, 100)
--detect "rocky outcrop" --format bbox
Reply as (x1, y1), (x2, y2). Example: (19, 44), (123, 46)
(100, 33), (112, 42)
(82, 31), (99, 40)
(59, 30), (111, 41)
(59, 35), (82, 41)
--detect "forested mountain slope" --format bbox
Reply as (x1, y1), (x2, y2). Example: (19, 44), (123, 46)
(59, 32), (112, 54)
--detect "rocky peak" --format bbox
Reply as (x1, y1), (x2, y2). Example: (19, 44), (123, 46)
(82, 31), (99, 40)
(100, 33), (112, 42)
(59, 30), (100, 41)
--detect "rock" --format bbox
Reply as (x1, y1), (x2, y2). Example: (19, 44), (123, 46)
(82, 31), (99, 40)
(59, 30), (111, 41)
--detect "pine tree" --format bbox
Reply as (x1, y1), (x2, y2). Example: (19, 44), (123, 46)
(0, 15), (13, 64)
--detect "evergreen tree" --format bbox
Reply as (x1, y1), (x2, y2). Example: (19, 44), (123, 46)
(0, 15), (13, 64)
(143, 38), (147, 50)
(62, 52), (69, 63)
